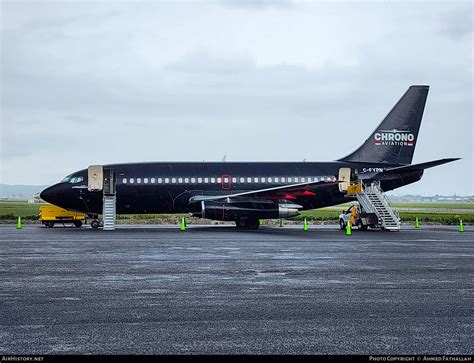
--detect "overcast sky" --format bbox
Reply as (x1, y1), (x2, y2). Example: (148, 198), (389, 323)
(1, 0), (472, 195)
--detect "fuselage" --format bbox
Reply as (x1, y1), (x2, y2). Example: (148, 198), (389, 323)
(40, 161), (423, 216)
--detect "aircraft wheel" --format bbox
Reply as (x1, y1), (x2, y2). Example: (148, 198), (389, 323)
(235, 219), (246, 229)
(339, 219), (346, 230)
(74, 221), (83, 228)
(91, 220), (100, 229)
(358, 220), (368, 231)
(244, 219), (260, 230)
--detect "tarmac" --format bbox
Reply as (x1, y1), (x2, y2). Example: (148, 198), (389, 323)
(0, 224), (472, 355)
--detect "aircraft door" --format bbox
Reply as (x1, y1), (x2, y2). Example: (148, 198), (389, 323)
(338, 167), (351, 192)
(88, 165), (103, 191)
(103, 169), (116, 195)
(221, 174), (232, 190)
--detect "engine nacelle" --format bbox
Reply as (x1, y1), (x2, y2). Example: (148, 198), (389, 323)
(278, 205), (301, 218)
(194, 200), (301, 221)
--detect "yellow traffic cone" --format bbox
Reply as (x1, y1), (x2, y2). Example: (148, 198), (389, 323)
(180, 217), (186, 231)
(303, 218), (308, 231)
(17, 216), (22, 229)
(459, 219), (464, 233)
(345, 221), (352, 236)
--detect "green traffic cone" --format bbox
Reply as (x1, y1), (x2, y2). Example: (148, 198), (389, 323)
(279, 219), (283, 227)
(180, 217), (186, 231)
(259, 219), (263, 226)
(303, 218), (308, 231)
(459, 219), (464, 233)
(415, 217), (420, 228)
(345, 221), (352, 236)
(17, 216), (22, 229)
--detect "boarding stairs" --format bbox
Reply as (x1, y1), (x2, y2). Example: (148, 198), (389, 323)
(357, 181), (401, 231)
(102, 195), (116, 231)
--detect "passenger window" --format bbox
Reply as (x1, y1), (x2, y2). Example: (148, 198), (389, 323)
(211, 177), (216, 183)
(204, 178), (209, 183)
(261, 177), (265, 183)
(185, 177), (189, 183)
(198, 177), (202, 183)
(151, 178), (156, 183)
(275, 177), (279, 183)
(281, 177), (285, 183)
(294, 177), (299, 183)
(130, 178), (135, 183)
(123, 178), (127, 184)
(240, 177), (244, 183)
(247, 177), (251, 183)
(178, 177), (183, 183)
(158, 178), (163, 183)
(217, 177), (222, 183)
(232, 177), (236, 183)
(172, 178), (176, 183)
(191, 178), (196, 183)
(268, 177), (272, 183)
(165, 178), (169, 184)
(254, 177), (258, 183)
(288, 177), (292, 183)
(137, 178), (142, 184)
(144, 178), (149, 184)
(223, 177), (229, 183)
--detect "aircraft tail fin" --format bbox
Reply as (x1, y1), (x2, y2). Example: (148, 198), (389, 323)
(338, 85), (429, 165)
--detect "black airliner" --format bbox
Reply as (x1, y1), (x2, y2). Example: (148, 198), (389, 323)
(40, 85), (459, 229)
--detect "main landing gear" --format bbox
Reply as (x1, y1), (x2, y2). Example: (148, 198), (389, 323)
(235, 218), (260, 230)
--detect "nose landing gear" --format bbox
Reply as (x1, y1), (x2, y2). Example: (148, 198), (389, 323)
(91, 220), (100, 229)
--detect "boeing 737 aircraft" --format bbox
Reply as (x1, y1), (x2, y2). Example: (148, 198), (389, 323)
(40, 85), (459, 229)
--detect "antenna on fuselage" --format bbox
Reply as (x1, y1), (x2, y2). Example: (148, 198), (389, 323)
(221, 155), (227, 162)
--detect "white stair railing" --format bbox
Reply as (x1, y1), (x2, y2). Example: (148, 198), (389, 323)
(357, 181), (400, 231)
(102, 195), (116, 231)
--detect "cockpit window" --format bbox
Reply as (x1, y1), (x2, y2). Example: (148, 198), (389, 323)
(61, 174), (73, 183)
(62, 175), (84, 183)
(69, 176), (84, 184)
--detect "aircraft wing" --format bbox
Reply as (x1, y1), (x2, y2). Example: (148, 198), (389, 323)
(189, 179), (339, 203)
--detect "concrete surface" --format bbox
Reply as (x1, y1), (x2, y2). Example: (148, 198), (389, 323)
(0, 224), (472, 354)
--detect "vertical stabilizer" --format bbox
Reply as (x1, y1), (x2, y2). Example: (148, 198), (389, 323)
(338, 85), (429, 165)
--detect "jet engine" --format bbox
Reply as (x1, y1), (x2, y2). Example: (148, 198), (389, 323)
(193, 200), (302, 221)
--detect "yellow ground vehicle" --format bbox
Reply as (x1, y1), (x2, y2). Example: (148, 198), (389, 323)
(39, 205), (87, 228)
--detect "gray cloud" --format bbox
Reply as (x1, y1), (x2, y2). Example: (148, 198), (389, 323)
(439, 3), (473, 39)
(222, 0), (295, 10)
(1, 0), (472, 195)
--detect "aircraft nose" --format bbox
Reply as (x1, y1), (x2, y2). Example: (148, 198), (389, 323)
(40, 184), (62, 206)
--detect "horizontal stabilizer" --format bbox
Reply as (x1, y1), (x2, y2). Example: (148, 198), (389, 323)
(384, 158), (460, 173)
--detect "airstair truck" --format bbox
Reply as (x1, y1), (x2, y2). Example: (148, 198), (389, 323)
(338, 167), (401, 231)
